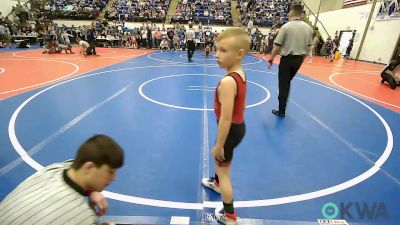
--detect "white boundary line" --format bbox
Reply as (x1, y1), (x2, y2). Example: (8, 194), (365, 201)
(11, 49), (148, 60)
(249, 57), (397, 109)
(187, 89), (214, 91)
(0, 50), (150, 99)
(179, 54), (216, 61)
(201, 70), (210, 211)
(0, 83), (133, 175)
(329, 72), (400, 109)
(0, 58), (79, 95)
(302, 64), (381, 73)
(138, 74), (271, 111)
(7, 65), (394, 210)
(256, 55), (382, 73)
(204, 74), (394, 208)
(147, 52), (262, 66)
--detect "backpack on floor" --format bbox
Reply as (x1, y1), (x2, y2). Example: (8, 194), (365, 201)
(381, 60), (400, 89)
(381, 72), (399, 89)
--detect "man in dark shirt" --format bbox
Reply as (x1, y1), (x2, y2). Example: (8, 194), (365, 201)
(86, 26), (97, 55)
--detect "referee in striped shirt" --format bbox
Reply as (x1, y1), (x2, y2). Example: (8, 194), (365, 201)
(0, 134), (124, 225)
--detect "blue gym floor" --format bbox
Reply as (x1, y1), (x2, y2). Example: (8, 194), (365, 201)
(1, 50), (400, 225)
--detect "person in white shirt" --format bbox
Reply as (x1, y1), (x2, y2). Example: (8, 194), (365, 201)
(185, 23), (196, 62)
(61, 30), (73, 45)
(141, 29), (147, 48)
(160, 37), (169, 51)
(77, 36), (90, 55)
(247, 17), (254, 33)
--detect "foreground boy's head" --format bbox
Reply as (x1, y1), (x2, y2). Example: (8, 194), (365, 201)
(215, 28), (250, 69)
(71, 134), (124, 192)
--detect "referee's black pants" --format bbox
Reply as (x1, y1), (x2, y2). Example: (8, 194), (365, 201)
(278, 55), (305, 113)
(87, 40), (97, 55)
(187, 40), (195, 60)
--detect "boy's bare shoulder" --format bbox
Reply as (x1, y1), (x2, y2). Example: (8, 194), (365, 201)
(221, 74), (236, 81)
(220, 75), (236, 86)
(230, 70), (246, 81)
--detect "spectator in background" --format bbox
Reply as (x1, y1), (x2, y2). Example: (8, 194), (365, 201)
(247, 17), (254, 33)
(77, 36), (90, 55)
(0, 24), (6, 48)
(160, 37), (169, 51)
(307, 32), (319, 63)
(186, 23), (196, 62)
(345, 37), (354, 59)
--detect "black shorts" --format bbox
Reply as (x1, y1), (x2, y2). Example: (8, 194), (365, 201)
(219, 122), (246, 163)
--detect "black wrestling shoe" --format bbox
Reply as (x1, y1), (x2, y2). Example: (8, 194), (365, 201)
(272, 109), (285, 117)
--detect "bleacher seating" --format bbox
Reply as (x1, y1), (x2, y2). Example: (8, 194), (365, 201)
(43, 0), (109, 20)
(238, 0), (289, 27)
(171, 0), (233, 26)
(106, 0), (170, 23)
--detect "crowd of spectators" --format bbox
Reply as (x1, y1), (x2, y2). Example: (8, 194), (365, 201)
(105, 0), (170, 23)
(88, 21), (218, 52)
(172, 0), (232, 26)
(41, 0), (109, 20)
(1, 0), (324, 56)
(238, 0), (289, 27)
(0, 4), (53, 48)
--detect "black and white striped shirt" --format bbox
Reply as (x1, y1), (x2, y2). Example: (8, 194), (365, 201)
(0, 161), (97, 225)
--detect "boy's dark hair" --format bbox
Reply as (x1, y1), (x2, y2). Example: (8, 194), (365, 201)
(71, 134), (124, 169)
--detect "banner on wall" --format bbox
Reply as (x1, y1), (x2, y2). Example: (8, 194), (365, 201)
(343, 0), (367, 7)
(377, 0), (400, 20)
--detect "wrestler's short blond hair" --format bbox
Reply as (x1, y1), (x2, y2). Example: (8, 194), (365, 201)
(216, 28), (250, 53)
